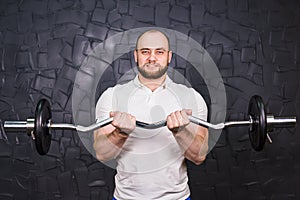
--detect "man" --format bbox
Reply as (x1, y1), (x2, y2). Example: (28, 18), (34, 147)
(94, 30), (208, 200)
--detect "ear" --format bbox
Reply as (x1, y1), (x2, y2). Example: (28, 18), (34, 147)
(168, 51), (172, 63)
(134, 50), (138, 63)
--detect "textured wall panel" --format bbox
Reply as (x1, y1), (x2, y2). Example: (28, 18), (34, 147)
(0, 0), (299, 199)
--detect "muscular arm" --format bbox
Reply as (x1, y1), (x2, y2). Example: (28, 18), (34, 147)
(173, 124), (208, 165)
(93, 112), (135, 162)
(93, 125), (128, 162)
(167, 110), (209, 165)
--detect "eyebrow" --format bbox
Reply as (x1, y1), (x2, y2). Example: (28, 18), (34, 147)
(138, 47), (167, 51)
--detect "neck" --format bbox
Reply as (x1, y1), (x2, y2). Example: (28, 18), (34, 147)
(138, 74), (167, 92)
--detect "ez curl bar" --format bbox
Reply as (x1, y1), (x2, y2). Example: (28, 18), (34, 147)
(2, 95), (297, 155)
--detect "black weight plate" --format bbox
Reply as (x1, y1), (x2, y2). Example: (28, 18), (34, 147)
(34, 99), (52, 155)
(248, 95), (267, 151)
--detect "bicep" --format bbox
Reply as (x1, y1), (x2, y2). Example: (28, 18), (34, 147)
(191, 89), (208, 121)
(94, 88), (115, 139)
(96, 87), (114, 120)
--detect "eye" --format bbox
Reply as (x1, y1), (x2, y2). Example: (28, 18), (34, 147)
(141, 50), (150, 55)
(155, 50), (165, 55)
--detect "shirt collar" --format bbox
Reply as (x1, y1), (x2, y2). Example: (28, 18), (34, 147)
(133, 75), (172, 90)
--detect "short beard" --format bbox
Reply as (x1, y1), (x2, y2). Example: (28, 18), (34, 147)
(137, 63), (168, 79)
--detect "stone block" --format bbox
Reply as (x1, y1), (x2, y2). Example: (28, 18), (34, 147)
(169, 5), (189, 23)
(133, 6), (154, 23)
(1, 14), (17, 31)
(92, 8), (108, 23)
(24, 33), (37, 46)
(36, 176), (59, 194)
(140, 0), (164, 7)
(60, 65), (79, 81)
(191, 5), (205, 27)
(108, 9), (122, 27)
(53, 24), (84, 44)
(16, 51), (30, 68)
(206, 44), (223, 65)
(118, 0), (128, 14)
(209, 31), (235, 48)
(268, 11), (293, 27)
(0, 179), (13, 195)
(284, 27), (300, 42)
(102, 0), (116, 10)
(58, 172), (76, 198)
(247, 63), (263, 86)
(220, 54), (233, 69)
(19, 0), (47, 15)
(38, 31), (52, 51)
(33, 15), (48, 31)
(128, 0), (139, 15)
(73, 35), (89, 67)
(3, 45), (17, 71)
(84, 23), (109, 41)
(121, 16), (135, 30)
(44, 139), (60, 157)
(210, 0), (227, 13)
(116, 58), (131, 74)
(74, 167), (89, 197)
(3, 31), (22, 45)
(272, 50), (295, 70)
(55, 10), (88, 27)
(232, 50), (248, 76)
(189, 30), (204, 46)
(13, 143), (32, 161)
(81, 0), (96, 11)
(155, 2), (170, 27)
(2, 75), (16, 97)
(241, 47), (256, 62)
(61, 43), (73, 63)
(18, 12), (32, 33)
(38, 53), (47, 68)
(47, 39), (64, 69)
(269, 30), (283, 46)
(33, 75), (55, 90)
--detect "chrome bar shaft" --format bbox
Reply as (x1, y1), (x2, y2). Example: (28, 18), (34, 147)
(4, 120), (35, 130)
(3, 114), (296, 133)
(267, 115), (297, 127)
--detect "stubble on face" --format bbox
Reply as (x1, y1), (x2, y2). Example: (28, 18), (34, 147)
(137, 60), (168, 79)
(135, 30), (171, 79)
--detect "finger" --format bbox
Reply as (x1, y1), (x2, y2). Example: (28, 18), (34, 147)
(167, 115), (174, 129)
(109, 111), (115, 117)
(175, 111), (184, 126)
(182, 109), (192, 116)
(170, 112), (179, 127)
(130, 115), (136, 129)
(111, 112), (122, 127)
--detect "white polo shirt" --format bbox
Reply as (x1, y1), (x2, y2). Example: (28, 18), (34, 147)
(96, 75), (208, 200)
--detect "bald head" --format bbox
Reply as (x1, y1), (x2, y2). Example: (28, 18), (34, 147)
(136, 30), (170, 51)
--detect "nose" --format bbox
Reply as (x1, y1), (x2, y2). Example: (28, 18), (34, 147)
(147, 51), (157, 63)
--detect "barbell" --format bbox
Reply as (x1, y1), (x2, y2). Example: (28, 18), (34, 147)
(1, 95), (297, 155)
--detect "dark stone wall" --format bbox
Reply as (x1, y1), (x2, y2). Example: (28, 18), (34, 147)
(0, 0), (299, 199)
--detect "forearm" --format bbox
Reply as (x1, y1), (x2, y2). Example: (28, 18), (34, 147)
(93, 127), (128, 162)
(173, 124), (208, 165)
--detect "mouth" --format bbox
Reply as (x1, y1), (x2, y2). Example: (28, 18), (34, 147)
(145, 64), (160, 69)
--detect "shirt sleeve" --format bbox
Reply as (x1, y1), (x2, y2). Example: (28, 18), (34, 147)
(95, 87), (114, 121)
(191, 88), (208, 121)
